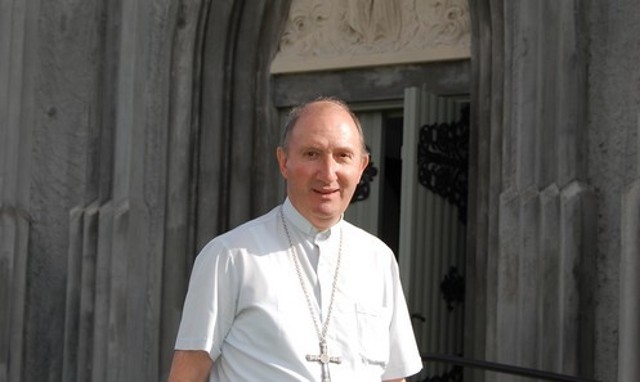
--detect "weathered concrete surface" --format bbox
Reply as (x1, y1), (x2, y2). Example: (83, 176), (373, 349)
(0, 1), (289, 381)
(1, 1), (36, 381)
(587, 1), (640, 380)
(619, 179), (640, 382)
(467, 1), (602, 381)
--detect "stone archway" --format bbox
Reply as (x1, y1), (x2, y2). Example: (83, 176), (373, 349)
(160, 0), (291, 378)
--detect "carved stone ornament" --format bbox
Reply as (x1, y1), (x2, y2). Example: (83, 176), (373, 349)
(271, 0), (471, 73)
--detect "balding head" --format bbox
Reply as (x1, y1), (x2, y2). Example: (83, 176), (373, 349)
(281, 97), (367, 155)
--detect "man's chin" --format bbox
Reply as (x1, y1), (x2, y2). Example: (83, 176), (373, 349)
(311, 206), (342, 222)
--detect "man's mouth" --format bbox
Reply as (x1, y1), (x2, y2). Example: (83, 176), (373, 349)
(314, 188), (338, 195)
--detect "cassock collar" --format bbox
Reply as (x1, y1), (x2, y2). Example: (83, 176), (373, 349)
(282, 198), (343, 238)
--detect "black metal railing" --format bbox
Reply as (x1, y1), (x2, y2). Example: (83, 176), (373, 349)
(422, 354), (600, 382)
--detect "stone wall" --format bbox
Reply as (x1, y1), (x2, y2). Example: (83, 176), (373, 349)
(588, 1), (640, 381)
(468, 1), (640, 381)
(0, 1), (288, 380)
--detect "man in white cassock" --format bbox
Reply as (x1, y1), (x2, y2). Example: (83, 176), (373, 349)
(168, 97), (423, 382)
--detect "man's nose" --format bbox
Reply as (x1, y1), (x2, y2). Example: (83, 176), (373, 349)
(317, 156), (338, 182)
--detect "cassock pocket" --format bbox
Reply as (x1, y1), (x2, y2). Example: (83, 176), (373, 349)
(355, 304), (391, 366)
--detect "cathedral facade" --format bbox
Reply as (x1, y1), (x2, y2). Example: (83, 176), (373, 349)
(1, 1), (638, 381)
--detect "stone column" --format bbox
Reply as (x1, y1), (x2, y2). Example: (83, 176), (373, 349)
(468, 1), (595, 380)
(196, 0), (291, 248)
(618, 114), (640, 381)
(0, 1), (39, 381)
(466, 2), (502, 381)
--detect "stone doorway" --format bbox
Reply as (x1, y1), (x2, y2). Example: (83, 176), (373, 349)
(274, 82), (470, 382)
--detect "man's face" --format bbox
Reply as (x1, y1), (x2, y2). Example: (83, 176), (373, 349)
(277, 102), (369, 230)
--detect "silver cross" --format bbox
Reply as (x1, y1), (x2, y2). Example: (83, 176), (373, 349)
(306, 341), (342, 382)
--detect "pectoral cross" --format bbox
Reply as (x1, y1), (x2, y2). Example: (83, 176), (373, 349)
(305, 340), (342, 382)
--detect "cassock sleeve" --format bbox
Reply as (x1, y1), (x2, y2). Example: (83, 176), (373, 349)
(174, 239), (238, 361)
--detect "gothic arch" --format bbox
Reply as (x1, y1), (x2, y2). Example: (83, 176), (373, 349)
(160, 0), (291, 378)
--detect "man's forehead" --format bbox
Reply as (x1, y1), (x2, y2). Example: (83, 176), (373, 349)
(296, 102), (353, 126)
(285, 99), (365, 152)
(306, 99), (351, 114)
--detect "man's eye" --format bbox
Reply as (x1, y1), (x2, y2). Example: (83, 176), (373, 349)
(304, 151), (318, 158)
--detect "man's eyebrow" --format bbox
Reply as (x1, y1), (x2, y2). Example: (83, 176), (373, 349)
(336, 145), (356, 152)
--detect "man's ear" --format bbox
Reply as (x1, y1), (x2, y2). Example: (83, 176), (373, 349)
(360, 153), (370, 173)
(276, 147), (288, 179)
